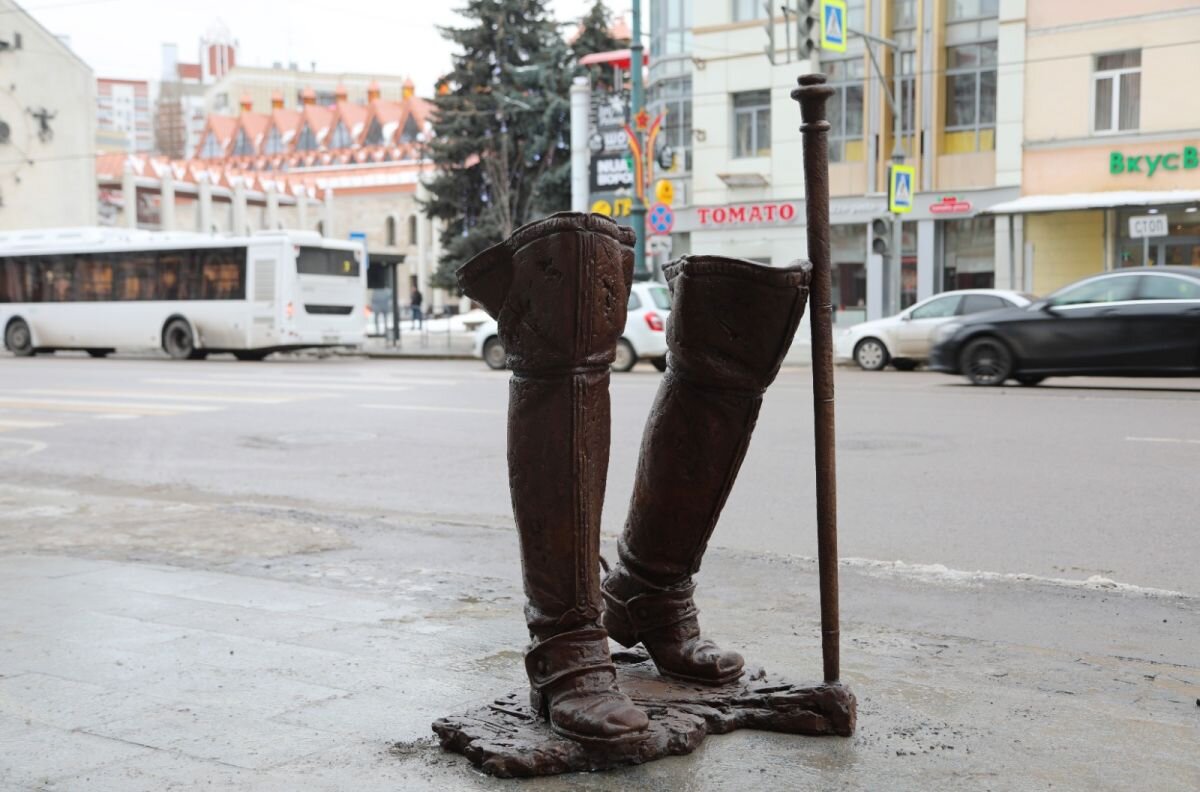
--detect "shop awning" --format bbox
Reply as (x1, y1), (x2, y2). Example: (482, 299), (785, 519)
(985, 190), (1200, 215)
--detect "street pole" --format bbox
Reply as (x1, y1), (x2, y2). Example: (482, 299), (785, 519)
(890, 52), (904, 316)
(630, 0), (646, 277)
(569, 76), (591, 213)
(850, 26), (903, 317)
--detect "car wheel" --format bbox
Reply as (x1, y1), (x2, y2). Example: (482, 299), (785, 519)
(86, 349), (112, 358)
(961, 337), (1013, 386)
(234, 351), (269, 362)
(892, 358), (918, 371)
(4, 319), (35, 357)
(1016, 374), (1045, 386)
(853, 337), (889, 371)
(611, 339), (637, 372)
(482, 337), (507, 370)
(651, 357), (668, 372)
(163, 318), (196, 360)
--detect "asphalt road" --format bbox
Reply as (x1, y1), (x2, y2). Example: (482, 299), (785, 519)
(1, 352), (1197, 595)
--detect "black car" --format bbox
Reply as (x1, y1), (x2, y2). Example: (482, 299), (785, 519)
(929, 267), (1200, 386)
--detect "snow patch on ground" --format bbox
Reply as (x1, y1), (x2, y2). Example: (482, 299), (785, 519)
(839, 557), (1192, 600)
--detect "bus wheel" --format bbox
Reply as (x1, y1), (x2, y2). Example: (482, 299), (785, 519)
(4, 319), (35, 357)
(234, 351), (269, 362)
(163, 319), (196, 360)
(86, 349), (112, 358)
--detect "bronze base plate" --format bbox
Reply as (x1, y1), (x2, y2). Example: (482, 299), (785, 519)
(431, 649), (856, 778)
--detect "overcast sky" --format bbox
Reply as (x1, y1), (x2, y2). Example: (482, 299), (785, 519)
(23, 0), (640, 94)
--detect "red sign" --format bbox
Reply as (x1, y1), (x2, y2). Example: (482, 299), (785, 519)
(929, 196), (972, 215)
(697, 203), (798, 226)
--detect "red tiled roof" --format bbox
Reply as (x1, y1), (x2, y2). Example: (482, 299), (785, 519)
(178, 63), (202, 80)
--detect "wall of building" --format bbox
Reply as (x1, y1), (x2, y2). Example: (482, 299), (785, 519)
(1026, 210), (1105, 295)
(0, 0), (97, 229)
(205, 69), (413, 114)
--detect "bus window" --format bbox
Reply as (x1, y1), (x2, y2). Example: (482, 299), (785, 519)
(78, 255), (115, 301)
(199, 249), (246, 300)
(115, 251), (160, 301)
(1, 257), (35, 303)
(298, 248), (360, 277)
(40, 256), (75, 302)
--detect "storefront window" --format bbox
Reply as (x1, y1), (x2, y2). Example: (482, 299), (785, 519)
(831, 224), (866, 325)
(943, 217), (995, 290)
(1114, 206), (1200, 269)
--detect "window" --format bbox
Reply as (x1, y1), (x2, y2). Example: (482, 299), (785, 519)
(199, 131), (223, 159)
(296, 124), (319, 152)
(399, 116), (420, 144)
(944, 0), (998, 154)
(1137, 274), (1200, 301)
(944, 42), (997, 152)
(627, 291), (642, 311)
(649, 76), (692, 173)
(0, 249), (246, 302)
(893, 0), (917, 150)
(232, 128), (255, 157)
(648, 286), (672, 310)
(297, 248), (360, 277)
(408, 215), (418, 245)
(960, 294), (1008, 314)
(365, 118), (385, 146)
(386, 216), (397, 246)
(330, 121), (353, 149)
(263, 126), (283, 155)
(943, 217), (995, 290)
(1050, 275), (1136, 307)
(1093, 50), (1140, 133)
(732, 90), (770, 158)
(732, 0), (765, 22)
(651, 0), (692, 57)
(826, 57), (865, 162)
(910, 295), (962, 319)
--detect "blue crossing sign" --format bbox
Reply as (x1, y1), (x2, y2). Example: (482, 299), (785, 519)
(888, 164), (915, 214)
(821, 0), (847, 53)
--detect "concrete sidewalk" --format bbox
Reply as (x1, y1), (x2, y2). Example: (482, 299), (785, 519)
(0, 480), (1197, 791)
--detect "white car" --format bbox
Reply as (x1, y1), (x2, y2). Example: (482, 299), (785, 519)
(836, 289), (1032, 371)
(472, 280), (672, 372)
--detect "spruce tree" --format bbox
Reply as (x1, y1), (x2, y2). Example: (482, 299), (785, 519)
(424, 0), (573, 292)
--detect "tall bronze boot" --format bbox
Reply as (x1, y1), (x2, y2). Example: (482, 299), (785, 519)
(457, 213), (649, 746)
(602, 255), (812, 685)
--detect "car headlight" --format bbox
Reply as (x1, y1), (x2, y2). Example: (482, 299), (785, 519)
(935, 322), (963, 344)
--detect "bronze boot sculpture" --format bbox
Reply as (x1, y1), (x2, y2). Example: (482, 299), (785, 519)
(602, 255), (812, 685)
(456, 212), (649, 746)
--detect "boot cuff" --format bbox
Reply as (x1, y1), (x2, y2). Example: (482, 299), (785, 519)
(665, 256), (812, 289)
(509, 212), (635, 253)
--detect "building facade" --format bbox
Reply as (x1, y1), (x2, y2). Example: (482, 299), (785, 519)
(639, 0), (1200, 326)
(99, 82), (448, 311)
(96, 78), (153, 153)
(995, 0), (1200, 296)
(0, 0), (97, 229)
(204, 67), (417, 117)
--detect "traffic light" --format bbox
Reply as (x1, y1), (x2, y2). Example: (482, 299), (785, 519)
(798, 0), (820, 60)
(871, 217), (892, 257)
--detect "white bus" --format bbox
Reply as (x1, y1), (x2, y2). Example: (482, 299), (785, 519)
(0, 228), (367, 360)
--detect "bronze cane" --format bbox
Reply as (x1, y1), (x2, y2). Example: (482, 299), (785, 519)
(792, 73), (840, 684)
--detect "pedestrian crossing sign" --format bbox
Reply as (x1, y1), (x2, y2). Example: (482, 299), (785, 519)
(888, 164), (915, 214)
(821, 0), (847, 53)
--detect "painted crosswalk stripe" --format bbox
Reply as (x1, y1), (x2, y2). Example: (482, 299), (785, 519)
(147, 378), (411, 393)
(201, 373), (457, 387)
(0, 398), (219, 416)
(0, 419), (59, 431)
(360, 403), (502, 415)
(20, 389), (299, 405)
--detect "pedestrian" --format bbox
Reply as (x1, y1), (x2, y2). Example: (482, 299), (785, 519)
(410, 286), (424, 329)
